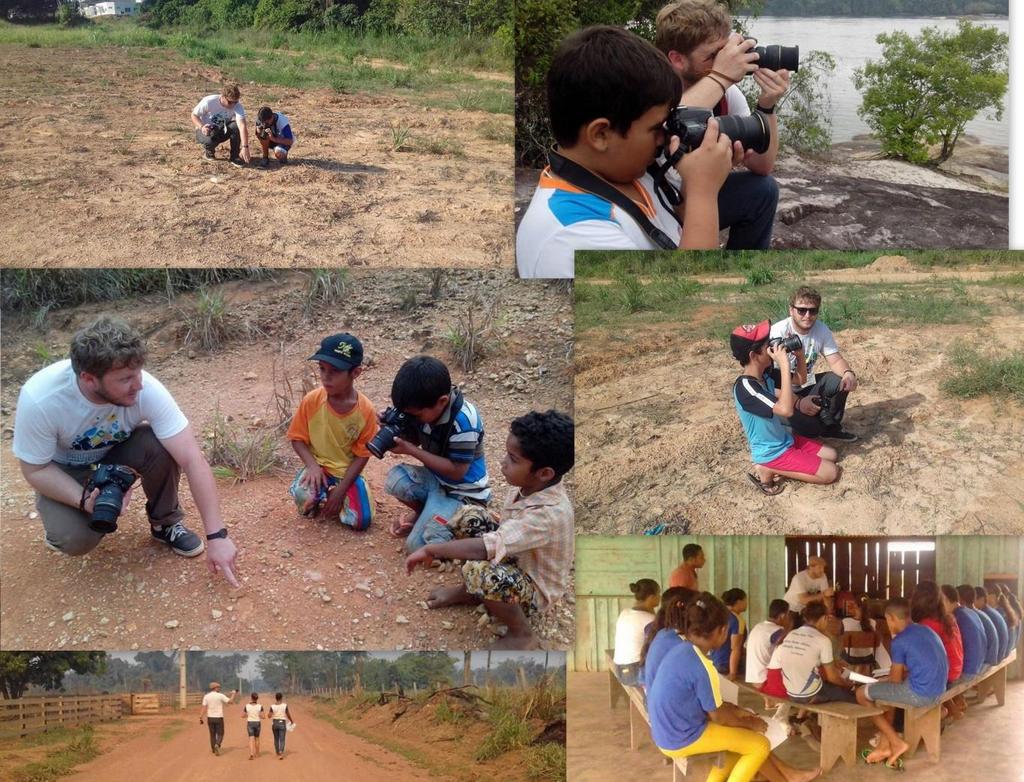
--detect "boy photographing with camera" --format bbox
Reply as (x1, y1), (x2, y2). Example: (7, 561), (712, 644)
(731, 320), (840, 495)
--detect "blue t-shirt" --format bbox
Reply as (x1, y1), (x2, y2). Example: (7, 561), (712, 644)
(983, 606), (1010, 660)
(648, 641), (722, 751)
(711, 612), (740, 673)
(892, 623), (948, 699)
(974, 608), (1000, 665)
(644, 628), (684, 689)
(733, 368), (794, 464)
(953, 606), (987, 677)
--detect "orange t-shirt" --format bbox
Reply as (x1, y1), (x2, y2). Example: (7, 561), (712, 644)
(286, 388), (378, 478)
(669, 564), (699, 590)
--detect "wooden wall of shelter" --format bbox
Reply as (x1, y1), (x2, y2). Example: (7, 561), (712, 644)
(572, 535), (1024, 681)
(571, 535), (786, 673)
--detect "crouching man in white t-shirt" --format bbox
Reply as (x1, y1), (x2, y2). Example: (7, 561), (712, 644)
(12, 316), (239, 585)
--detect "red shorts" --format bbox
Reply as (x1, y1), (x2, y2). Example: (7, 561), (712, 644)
(760, 668), (787, 699)
(762, 435), (823, 476)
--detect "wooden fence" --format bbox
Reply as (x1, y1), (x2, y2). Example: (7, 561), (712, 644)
(0, 695), (127, 739)
(156, 692), (204, 708)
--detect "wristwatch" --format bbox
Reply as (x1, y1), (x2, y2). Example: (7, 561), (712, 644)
(206, 528), (229, 541)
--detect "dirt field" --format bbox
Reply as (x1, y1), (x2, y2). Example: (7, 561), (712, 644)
(575, 261), (1024, 536)
(0, 44), (512, 266)
(0, 692), (561, 782)
(0, 270), (574, 650)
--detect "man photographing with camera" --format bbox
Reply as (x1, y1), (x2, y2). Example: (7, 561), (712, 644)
(771, 286), (859, 441)
(12, 316), (240, 586)
(655, 0), (789, 248)
(191, 84), (251, 167)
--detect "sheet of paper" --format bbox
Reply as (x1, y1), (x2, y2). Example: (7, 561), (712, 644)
(717, 673), (739, 705)
(764, 717), (790, 750)
(847, 671), (878, 684)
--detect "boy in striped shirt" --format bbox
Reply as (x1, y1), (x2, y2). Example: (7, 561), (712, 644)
(383, 356), (491, 552)
(405, 410), (574, 649)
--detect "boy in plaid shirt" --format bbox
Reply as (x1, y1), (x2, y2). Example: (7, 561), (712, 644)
(405, 410), (574, 649)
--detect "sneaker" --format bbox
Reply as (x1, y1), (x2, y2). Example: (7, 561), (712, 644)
(822, 427), (859, 442)
(278, 156), (288, 166)
(151, 521), (204, 557)
(229, 157), (245, 168)
(260, 157), (269, 169)
(202, 149), (215, 162)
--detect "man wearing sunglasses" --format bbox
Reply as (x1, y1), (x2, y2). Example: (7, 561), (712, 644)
(191, 84), (252, 167)
(770, 286), (859, 441)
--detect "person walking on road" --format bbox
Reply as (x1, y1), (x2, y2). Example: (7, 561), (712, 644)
(244, 692), (265, 759)
(269, 692), (294, 759)
(199, 682), (236, 755)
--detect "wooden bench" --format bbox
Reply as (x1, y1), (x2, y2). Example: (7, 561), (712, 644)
(735, 680), (884, 772)
(874, 648), (1016, 763)
(605, 650), (724, 780)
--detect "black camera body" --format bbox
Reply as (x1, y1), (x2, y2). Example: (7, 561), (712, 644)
(86, 463), (137, 534)
(665, 107), (770, 155)
(367, 407), (411, 459)
(255, 119), (271, 140)
(753, 44), (800, 72)
(768, 334), (803, 353)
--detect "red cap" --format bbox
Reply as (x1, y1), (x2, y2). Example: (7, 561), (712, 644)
(731, 320), (770, 341)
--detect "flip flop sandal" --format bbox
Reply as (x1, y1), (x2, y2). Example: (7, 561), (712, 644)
(747, 472), (784, 496)
(860, 749), (905, 771)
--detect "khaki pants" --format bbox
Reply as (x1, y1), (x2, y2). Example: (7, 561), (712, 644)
(37, 425), (183, 555)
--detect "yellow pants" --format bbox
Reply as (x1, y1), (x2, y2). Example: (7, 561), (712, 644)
(659, 722), (771, 782)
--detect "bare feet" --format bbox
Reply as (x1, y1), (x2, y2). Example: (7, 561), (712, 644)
(389, 509), (417, 538)
(426, 585), (477, 609)
(300, 496), (319, 516)
(864, 747), (890, 764)
(490, 631), (541, 650)
(885, 738), (909, 769)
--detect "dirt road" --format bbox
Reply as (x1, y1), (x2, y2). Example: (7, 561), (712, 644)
(0, 270), (575, 650)
(575, 267), (1024, 535)
(63, 702), (443, 781)
(0, 45), (512, 267)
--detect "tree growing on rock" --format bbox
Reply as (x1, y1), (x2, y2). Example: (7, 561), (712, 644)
(853, 19), (1007, 165)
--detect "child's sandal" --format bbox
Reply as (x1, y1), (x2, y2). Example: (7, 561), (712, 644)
(747, 472), (784, 496)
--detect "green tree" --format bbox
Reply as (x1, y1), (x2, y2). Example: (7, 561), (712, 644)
(0, 652), (107, 699)
(853, 19), (1007, 164)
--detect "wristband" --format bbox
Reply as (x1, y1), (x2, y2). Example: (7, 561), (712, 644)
(206, 528), (229, 541)
(706, 73), (729, 95)
(843, 370), (856, 377)
(709, 69), (736, 86)
(756, 103), (776, 115)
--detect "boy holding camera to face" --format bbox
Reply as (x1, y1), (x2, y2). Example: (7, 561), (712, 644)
(516, 25), (738, 279)
(255, 106), (294, 168)
(405, 410), (574, 650)
(286, 333), (378, 530)
(379, 356), (491, 552)
(731, 320), (839, 495)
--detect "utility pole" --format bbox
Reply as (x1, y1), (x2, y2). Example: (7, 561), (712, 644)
(178, 652), (187, 710)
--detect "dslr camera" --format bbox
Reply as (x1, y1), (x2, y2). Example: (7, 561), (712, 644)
(255, 119), (272, 140)
(767, 334), (803, 353)
(751, 43), (800, 72)
(85, 463), (137, 534)
(367, 407), (411, 459)
(666, 107), (770, 155)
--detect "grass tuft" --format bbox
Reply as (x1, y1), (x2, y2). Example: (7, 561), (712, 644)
(941, 346), (1024, 405)
(12, 726), (99, 782)
(205, 406), (283, 482)
(525, 743), (566, 781)
(443, 295), (502, 371)
(176, 288), (252, 352)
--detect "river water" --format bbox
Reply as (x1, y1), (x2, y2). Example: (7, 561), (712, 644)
(743, 16), (1009, 147)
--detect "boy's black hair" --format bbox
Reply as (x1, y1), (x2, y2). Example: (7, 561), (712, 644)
(722, 587), (746, 606)
(258, 105), (274, 123)
(509, 409), (574, 480)
(547, 25), (682, 148)
(768, 599), (790, 619)
(391, 355), (452, 410)
(731, 336), (769, 365)
(802, 602), (828, 624)
(681, 543), (703, 561)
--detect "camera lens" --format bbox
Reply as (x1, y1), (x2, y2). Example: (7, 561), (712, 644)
(366, 426), (398, 460)
(89, 485), (123, 534)
(717, 112), (770, 155)
(753, 44), (799, 72)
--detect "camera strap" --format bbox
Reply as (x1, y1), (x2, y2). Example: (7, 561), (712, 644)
(547, 148), (679, 250)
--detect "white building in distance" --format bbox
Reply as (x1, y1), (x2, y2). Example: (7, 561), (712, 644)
(82, 1), (142, 17)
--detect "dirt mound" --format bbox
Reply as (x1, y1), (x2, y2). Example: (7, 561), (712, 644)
(867, 255), (914, 273)
(0, 45), (512, 267)
(0, 270), (575, 651)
